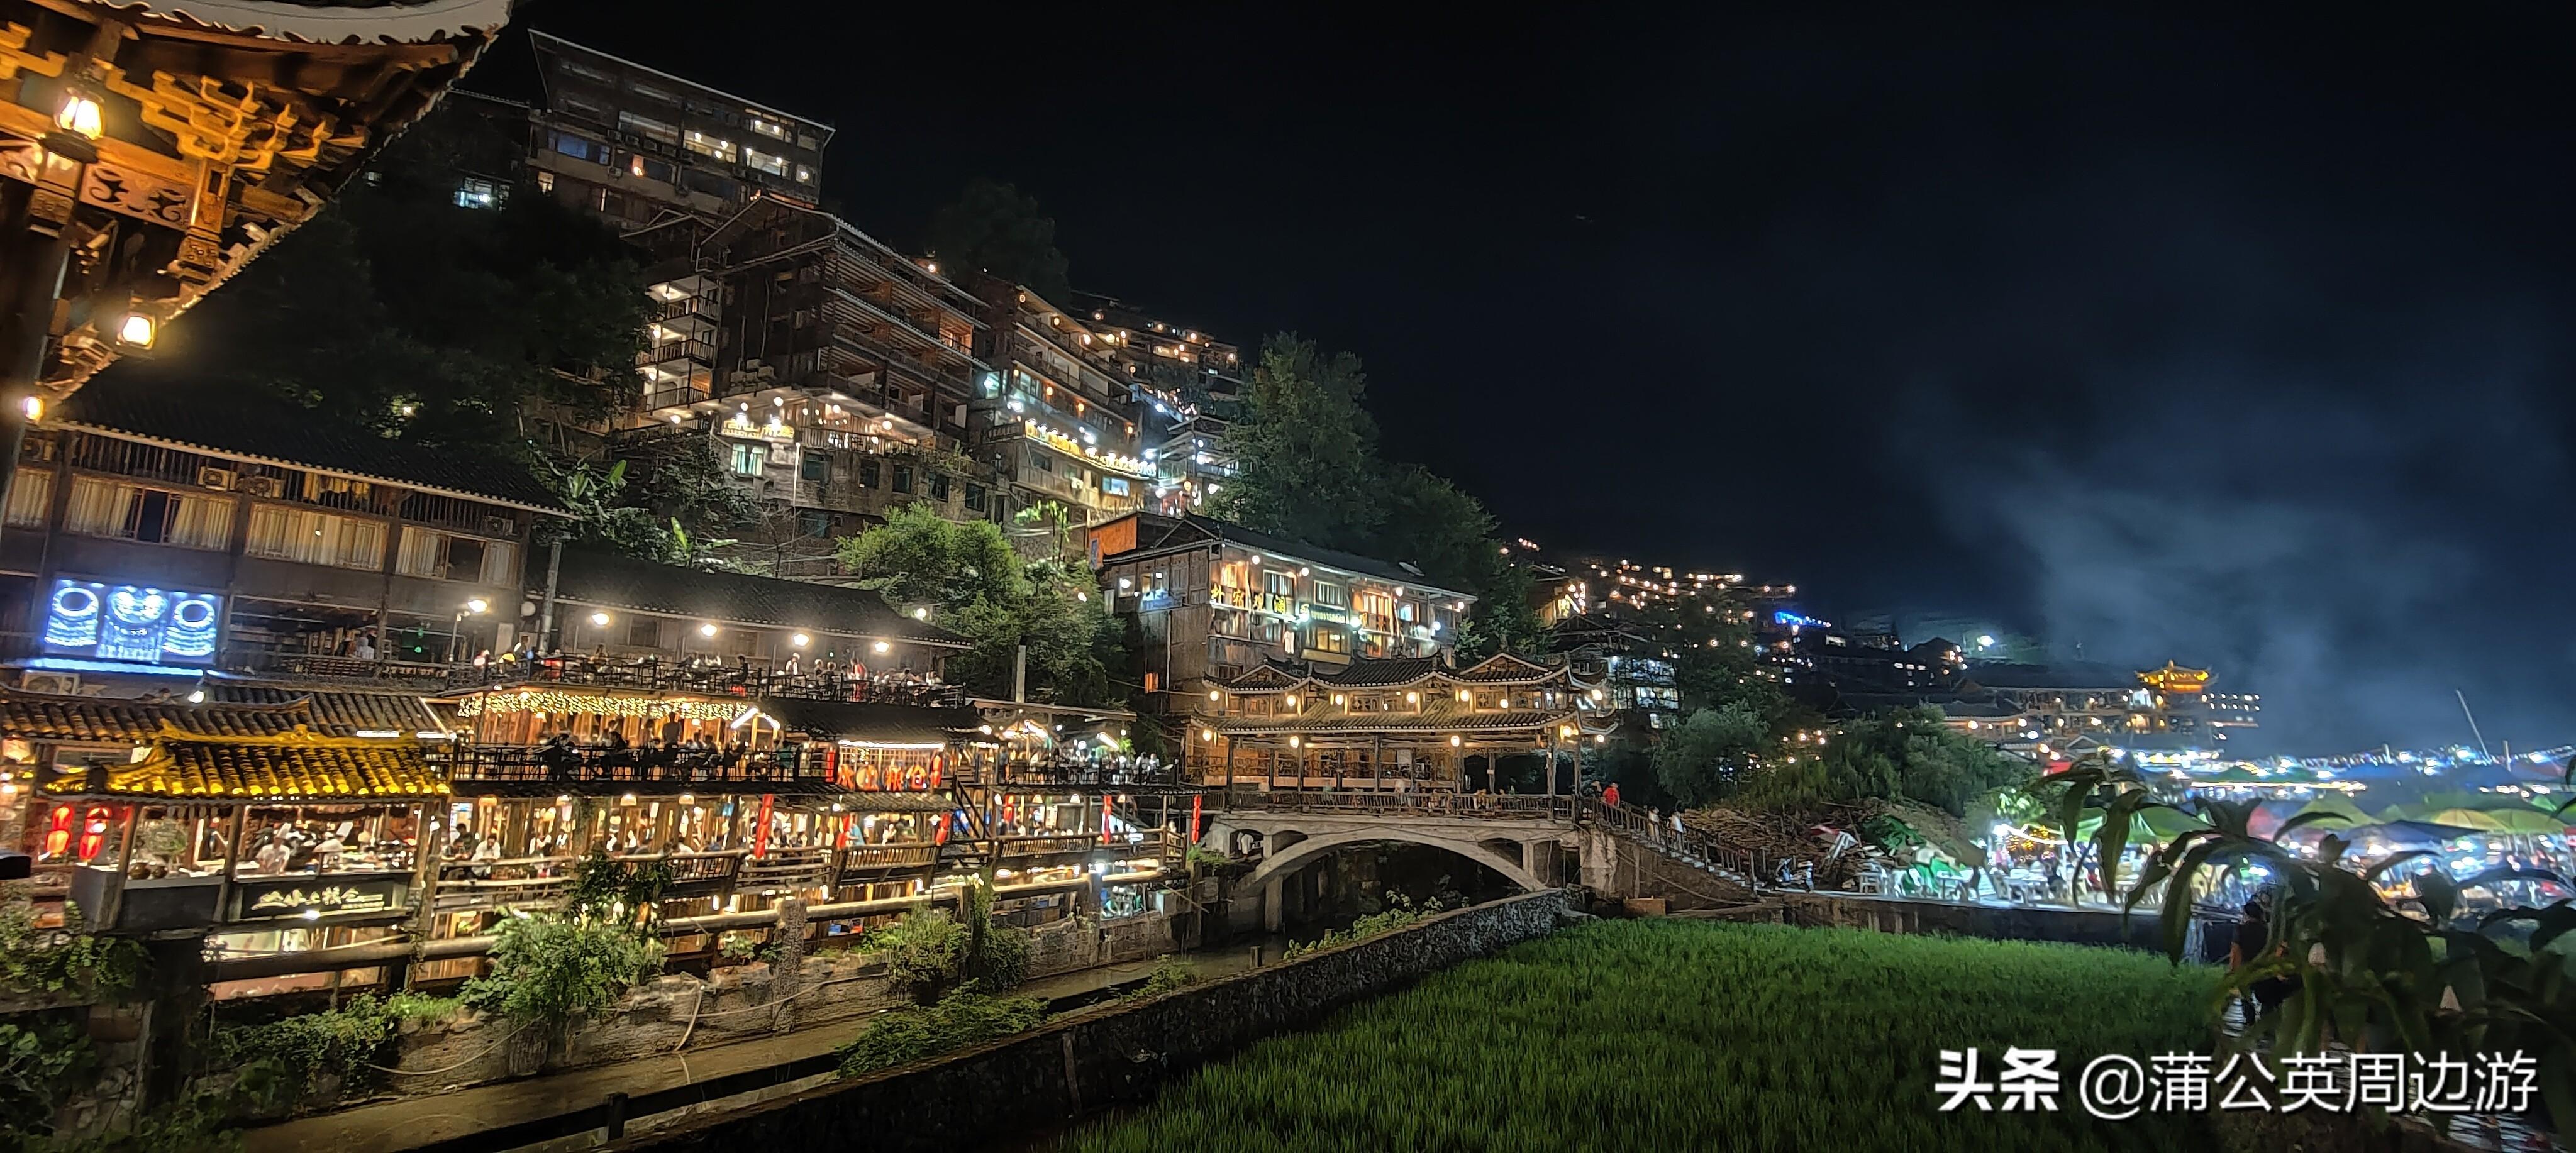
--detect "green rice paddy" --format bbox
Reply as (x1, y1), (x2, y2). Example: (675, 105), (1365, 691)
(1067, 919), (2223, 1152)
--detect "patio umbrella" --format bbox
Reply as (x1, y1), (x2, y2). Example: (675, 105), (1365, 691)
(2344, 820), (2485, 847)
(2287, 795), (2374, 827)
(2411, 808), (2516, 833)
(2451, 807), (2568, 836)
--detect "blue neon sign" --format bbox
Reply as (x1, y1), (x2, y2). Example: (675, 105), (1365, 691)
(1773, 610), (1828, 630)
(44, 579), (223, 666)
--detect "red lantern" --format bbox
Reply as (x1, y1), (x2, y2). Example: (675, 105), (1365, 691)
(752, 794), (775, 859)
(1191, 794), (1204, 843)
(1101, 793), (1114, 845)
(40, 805), (72, 859)
(75, 806), (109, 862)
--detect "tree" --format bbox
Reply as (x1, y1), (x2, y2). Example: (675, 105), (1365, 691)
(943, 561), (1119, 703)
(1210, 334), (1385, 549)
(838, 504), (1023, 609)
(1372, 465), (1544, 658)
(835, 505), (1123, 703)
(121, 103), (648, 455)
(923, 178), (1073, 304)
(1652, 702), (1774, 807)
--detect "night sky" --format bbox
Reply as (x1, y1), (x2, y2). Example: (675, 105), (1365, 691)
(505, 4), (2576, 753)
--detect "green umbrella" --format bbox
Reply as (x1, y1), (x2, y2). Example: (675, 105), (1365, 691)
(2462, 808), (2568, 836)
(2289, 795), (2374, 827)
(2415, 808), (2515, 833)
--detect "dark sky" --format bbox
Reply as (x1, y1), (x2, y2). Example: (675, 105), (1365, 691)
(509, 3), (2576, 753)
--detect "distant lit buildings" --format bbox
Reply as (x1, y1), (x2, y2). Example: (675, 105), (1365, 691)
(1070, 294), (1245, 516)
(969, 284), (1149, 527)
(515, 31), (828, 226)
(1091, 512), (1470, 712)
(1882, 659), (2258, 754)
(1547, 613), (1680, 729)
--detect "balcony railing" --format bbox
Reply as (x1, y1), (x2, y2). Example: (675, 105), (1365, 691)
(430, 845), (941, 913)
(443, 659), (972, 709)
(228, 650), (456, 684)
(642, 338), (716, 368)
(437, 741), (834, 786)
(652, 295), (719, 325)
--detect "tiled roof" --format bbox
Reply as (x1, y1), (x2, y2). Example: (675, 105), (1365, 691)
(1452, 653), (1563, 683)
(1316, 658), (1440, 687)
(1113, 513), (1473, 600)
(758, 699), (979, 745)
(548, 549), (967, 647)
(1211, 702), (1579, 736)
(0, 687), (313, 742)
(55, 374), (565, 512)
(48, 732), (448, 802)
(208, 683), (448, 735)
(1222, 663), (1305, 692)
(1219, 653), (1568, 693)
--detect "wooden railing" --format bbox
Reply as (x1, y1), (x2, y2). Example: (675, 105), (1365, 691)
(1577, 799), (1812, 891)
(442, 659), (970, 709)
(440, 742), (831, 786)
(1224, 792), (1578, 823)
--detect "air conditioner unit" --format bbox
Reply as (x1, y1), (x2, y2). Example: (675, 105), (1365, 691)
(18, 671), (78, 695)
(240, 475), (285, 499)
(481, 516), (515, 537)
(194, 466), (236, 491)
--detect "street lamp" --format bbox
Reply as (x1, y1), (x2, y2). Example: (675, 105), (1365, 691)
(446, 598), (487, 664)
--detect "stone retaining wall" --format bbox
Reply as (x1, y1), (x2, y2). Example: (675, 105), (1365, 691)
(606, 889), (1575, 1152)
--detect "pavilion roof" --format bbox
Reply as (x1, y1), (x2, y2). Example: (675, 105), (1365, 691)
(1208, 700), (1591, 737)
(208, 682), (449, 734)
(46, 731), (448, 803)
(1218, 652), (1571, 694)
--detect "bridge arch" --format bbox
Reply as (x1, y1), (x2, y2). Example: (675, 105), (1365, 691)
(1241, 827), (1545, 895)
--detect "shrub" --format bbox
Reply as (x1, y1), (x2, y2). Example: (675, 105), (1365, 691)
(1130, 957), (1199, 999)
(863, 908), (967, 998)
(833, 992), (1046, 1078)
(0, 1018), (96, 1139)
(1282, 893), (1442, 960)
(462, 915), (663, 1026)
(204, 994), (458, 1096)
(0, 902), (145, 999)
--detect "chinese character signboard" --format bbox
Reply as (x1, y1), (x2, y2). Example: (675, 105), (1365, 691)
(228, 872), (411, 921)
(45, 580), (223, 665)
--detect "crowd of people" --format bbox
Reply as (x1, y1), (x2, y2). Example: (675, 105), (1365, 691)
(453, 646), (961, 707)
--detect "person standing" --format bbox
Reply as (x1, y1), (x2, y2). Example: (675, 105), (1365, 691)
(1602, 782), (1623, 810)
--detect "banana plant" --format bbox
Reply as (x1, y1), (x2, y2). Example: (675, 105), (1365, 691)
(2128, 799), (2576, 1138)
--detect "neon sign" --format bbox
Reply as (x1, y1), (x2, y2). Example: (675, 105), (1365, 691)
(44, 579), (223, 666)
(1773, 610), (1829, 630)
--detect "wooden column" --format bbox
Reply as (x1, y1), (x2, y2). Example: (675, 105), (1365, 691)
(1372, 734), (1384, 793)
(212, 805), (248, 924)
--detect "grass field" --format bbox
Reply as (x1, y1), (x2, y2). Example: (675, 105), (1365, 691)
(1067, 919), (2223, 1152)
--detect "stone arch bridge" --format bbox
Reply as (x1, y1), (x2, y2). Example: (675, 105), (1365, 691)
(1201, 795), (1595, 932)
